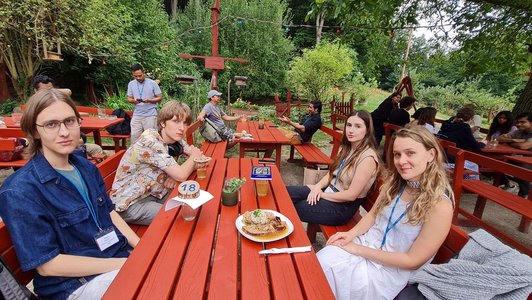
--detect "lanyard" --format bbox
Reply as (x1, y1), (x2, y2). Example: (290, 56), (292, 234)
(61, 166), (102, 231)
(334, 158), (346, 186)
(380, 187), (407, 248)
(136, 81), (145, 99)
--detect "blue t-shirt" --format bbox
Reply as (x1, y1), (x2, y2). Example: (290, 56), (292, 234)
(0, 154), (130, 300)
(202, 102), (226, 129)
(296, 113), (322, 142)
(127, 78), (161, 117)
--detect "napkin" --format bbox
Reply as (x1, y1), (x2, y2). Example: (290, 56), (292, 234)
(165, 190), (214, 211)
(258, 246), (312, 255)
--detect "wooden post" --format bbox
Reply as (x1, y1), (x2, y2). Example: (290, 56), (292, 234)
(399, 27), (414, 83)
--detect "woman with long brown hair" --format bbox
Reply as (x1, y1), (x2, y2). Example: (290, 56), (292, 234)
(317, 126), (454, 299)
(286, 110), (380, 226)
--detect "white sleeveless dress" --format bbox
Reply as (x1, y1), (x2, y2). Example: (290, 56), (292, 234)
(317, 195), (431, 300)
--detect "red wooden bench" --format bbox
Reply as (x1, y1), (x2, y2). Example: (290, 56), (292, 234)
(97, 150), (148, 237)
(186, 120), (228, 159)
(0, 222), (36, 290)
(449, 146), (532, 256)
(288, 125), (343, 167)
(0, 138), (28, 168)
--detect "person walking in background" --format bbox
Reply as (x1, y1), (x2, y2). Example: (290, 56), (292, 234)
(486, 111), (518, 141)
(387, 96), (416, 127)
(127, 63), (162, 144)
(110, 101), (203, 225)
(371, 92), (402, 144)
(286, 110), (380, 226)
(0, 89), (138, 300)
(317, 126), (454, 299)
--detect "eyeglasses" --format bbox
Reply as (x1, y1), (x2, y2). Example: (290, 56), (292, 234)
(36, 116), (81, 133)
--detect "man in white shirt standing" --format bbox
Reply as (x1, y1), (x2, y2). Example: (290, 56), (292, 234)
(127, 63), (162, 143)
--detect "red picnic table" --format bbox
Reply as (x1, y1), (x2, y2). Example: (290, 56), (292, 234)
(480, 143), (531, 160)
(235, 121), (290, 168)
(103, 157), (334, 300)
(4, 116), (123, 147)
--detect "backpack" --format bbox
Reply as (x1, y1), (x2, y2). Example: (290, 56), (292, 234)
(200, 118), (223, 143)
(106, 109), (131, 135)
(0, 138), (26, 162)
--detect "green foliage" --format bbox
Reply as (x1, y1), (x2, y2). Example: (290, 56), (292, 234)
(103, 88), (134, 111)
(287, 41), (355, 101)
(173, 0), (295, 99)
(0, 99), (20, 115)
(230, 98), (259, 110)
(223, 177), (247, 193)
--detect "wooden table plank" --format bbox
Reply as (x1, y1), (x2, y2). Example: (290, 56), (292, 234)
(504, 155), (532, 165)
(172, 158), (227, 299)
(207, 158), (239, 300)
(268, 161), (335, 299)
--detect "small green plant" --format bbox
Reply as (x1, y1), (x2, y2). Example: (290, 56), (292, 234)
(223, 177), (247, 193)
(230, 98), (259, 110)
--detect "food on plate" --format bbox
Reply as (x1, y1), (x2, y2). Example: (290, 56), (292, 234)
(241, 209), (287, 236)
(177, 180), (200, 200)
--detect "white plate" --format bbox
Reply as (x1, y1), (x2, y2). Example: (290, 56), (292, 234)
(236, 209), (294, 243)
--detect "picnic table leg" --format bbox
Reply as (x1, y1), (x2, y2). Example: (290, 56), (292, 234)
(275, 145), (281, 169)
(93, 130), (102, 146)
(473, 195), (487, 219)
(518, 190), (532, 233)
(239, 143), (245, 159)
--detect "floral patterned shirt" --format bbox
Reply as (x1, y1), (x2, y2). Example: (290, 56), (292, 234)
(110, 129), (177, 212)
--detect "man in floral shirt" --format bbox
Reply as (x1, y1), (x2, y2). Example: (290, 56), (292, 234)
(110, 101), (203, 225)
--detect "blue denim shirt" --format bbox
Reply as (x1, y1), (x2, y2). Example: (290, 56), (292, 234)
(0, 154), (130, 300)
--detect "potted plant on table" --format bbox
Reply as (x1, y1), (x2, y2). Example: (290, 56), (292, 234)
(222, 177), (247, 206)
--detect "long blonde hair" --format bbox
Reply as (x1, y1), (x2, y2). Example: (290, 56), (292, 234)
(328, 110), (379, 186)
(373, 125), (454, 225)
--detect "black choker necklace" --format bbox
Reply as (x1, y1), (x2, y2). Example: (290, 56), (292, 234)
(406, 181), (421, 189)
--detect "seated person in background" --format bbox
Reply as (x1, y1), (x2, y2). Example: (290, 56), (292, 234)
(33, 74), (72, 96)
(286, 110), (379, 226)
(416, 107), (439, 134)
(110, 101), (203, 225)
(371, 92), (402, 144)
(411, 107), (424, 123)
(387, 96), (416, 127)
(487, 111), (518, 141)
(317, 126), (453, 299)
(439, 106), (485, 179)
(497, 112), (532, 198)
(0, 89), (138, 300)
(196, 90), (242, 146)
(463, 104), (483, 139)
(278, 100), (322, 144)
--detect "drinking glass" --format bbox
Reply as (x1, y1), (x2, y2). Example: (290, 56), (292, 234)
(181, 205), (197, 221)
(256, 180), (268, 197)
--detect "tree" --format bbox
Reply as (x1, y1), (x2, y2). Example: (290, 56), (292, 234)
(287, 41), (354, 101)
(173, 0), (295, 99)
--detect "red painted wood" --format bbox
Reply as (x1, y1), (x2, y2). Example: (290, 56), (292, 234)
(239, 158), (272, 299)
(171, 158), (227, 299)
(208, 158), (239, 299)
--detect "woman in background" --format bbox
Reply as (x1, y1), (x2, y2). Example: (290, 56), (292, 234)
(487, 111), (517, 141)
(317, 126), (453, 299)
(371, 92), (402, 144)
(287, 110), (380, 226)
(417, 107), (439, 134)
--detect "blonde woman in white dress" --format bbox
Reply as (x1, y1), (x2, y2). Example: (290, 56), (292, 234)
(317, 126), (454, 299)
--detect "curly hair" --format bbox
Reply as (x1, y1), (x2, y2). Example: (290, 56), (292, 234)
(328, 110), (379, 187)
(373, 125), (454, 225)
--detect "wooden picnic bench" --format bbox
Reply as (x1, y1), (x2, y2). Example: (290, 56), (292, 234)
(288, 125), (343, 167)
(76, 106), (132, 152)
(0, 138), (28, 168)
(185, 120), (228, 159)
(0, 222), (36, 290)
(449, 146), (532, 256)
(96, 150), (148, 238)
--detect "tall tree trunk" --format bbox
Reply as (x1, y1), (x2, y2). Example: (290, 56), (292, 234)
(316, 11), (324, 45)
(0, 57), (10, 101)
(512, 76), (532, 115)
